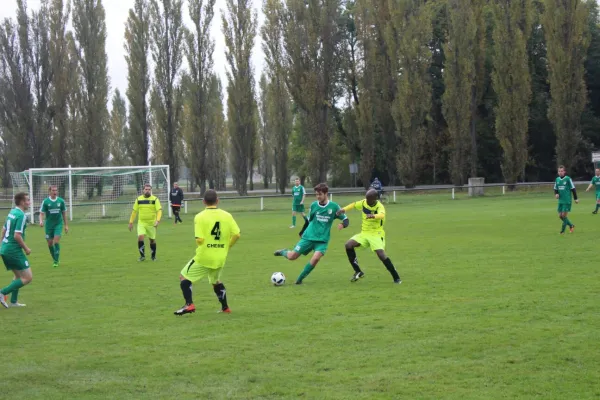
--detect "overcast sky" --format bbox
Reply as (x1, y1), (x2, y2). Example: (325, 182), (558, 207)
(0, 0), (265, 101)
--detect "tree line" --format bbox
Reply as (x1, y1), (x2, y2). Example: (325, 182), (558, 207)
(0, 0), (598, 195)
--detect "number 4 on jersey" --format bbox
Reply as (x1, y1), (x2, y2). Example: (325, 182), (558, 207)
(211, 222), (221, 240)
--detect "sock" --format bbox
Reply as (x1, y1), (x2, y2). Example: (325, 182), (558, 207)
(596, 204), (600, 212)
(345, 248), (362, 273)
(383, 258), (400, 280)
(292, 215), (297, 226)
(0, 278), (24, 296)
(48, 245), (55, 261)
(138, 241), (145, 257)
(560, 217), (567, 232)
(10, 287), (18, 303)
(565, 217), (573, 228)
(150, 242), (157, 259)
(297, 263), (315, 283)
(54, 243), (60, 262)
(213, 283), (229, 310)
(180, 279), (193, 305)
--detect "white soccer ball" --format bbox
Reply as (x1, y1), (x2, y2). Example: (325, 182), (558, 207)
(271, 272), (286, 286)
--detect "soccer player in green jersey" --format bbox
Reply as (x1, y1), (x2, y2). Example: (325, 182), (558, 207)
(174, 190), (241, 316)
(585, 168), (600, 214)
(39, 185), (68, 268)
(338, 189), (401, 284)
(128, 184), (162, 261)
(0, 193), (33, 308)
(274, 183), (349, 284)
(554, 165), (579, 234)
(290, 178), (306, 228)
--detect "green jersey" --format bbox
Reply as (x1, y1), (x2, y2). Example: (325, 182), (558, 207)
(554, 176), (576, 204)
(1, 207), (27, 255)
(40, 197), (66, 226)
(292, 185), (305, 206)
(590, 176), (600, 193)
(302, 200), (347, 243)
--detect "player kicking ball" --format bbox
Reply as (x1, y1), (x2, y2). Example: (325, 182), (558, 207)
(0, 193), (33, 308)
(554, 165), (578, 234)
(337, 189), (401, 284)
(174, 190), (241, 316)
(274, 183), (349, 284)
(39, 185), (68, 268)
(586, 168), (600, 214)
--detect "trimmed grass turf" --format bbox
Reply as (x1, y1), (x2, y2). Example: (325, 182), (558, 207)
(1, 192), (600, 399)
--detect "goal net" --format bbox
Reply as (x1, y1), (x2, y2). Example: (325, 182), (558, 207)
(10, 165), (171, 223)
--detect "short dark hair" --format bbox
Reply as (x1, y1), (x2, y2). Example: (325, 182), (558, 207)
(48, 185), (57, 192)
(558, 165), (565, 170)
(14, 192), (28, 206)
(144, 184), (152, 189)
(204, 189), (218, 205)
(314, 183), (329, 194)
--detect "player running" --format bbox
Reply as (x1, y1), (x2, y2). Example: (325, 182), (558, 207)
(554, 165), (579, 234)
(128, 184), (162, 261)
(274, 183), (349, 284)
(337, 189), (401, 284)
(586, 168), (600, 214)
(174, 189), (241, 316)
(0, 193), (33, 308)
(39, 185), (68, 268)
(290, 178), (306, 228)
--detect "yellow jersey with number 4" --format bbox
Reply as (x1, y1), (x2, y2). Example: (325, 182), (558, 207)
(193, 207), (240, 268)
(343, 200), (385, 236)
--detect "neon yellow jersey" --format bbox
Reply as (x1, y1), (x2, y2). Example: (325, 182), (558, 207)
(343, 199), (385, 236)
(193, 207), (240, 269)
(133, 195), (162, 225)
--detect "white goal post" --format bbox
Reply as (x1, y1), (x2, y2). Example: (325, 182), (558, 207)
(10, 164), (171, 223)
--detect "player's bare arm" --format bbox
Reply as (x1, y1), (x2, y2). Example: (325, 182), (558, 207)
(62, 211), (69, 234)
(39, 212), (45, 227)
(14, 232), (31, 255)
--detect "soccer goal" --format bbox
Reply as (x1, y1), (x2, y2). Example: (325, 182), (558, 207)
(10, 164), (171, 223)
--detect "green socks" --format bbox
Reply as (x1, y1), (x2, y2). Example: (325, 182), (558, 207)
(292, 216), (297, 226)
(0, 278), (24, 296)
(565, 218), (573, 228)
(297, 263), (315, 283)
(561, 219), (567, 232)
(54, 243), (60, 262)
(10, 288), (19, 303)
(48, 245), (55, 260)
(596, 204), (600, 212)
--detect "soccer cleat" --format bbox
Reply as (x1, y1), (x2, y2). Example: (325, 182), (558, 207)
(218, 308), (231, 314)
(295, 280), (303, 285)
(593, 211), (598, 214)
(52, 262), (59, 268)
(350, 271), (365, 282)
(174, 304), (196, 316)
(151, 257), (156, 261)
(138, 256), (145, 262)
(0, 294), (8, 309)
(394, 279), (402, 284)
(274, 249), (286, 257)
(9, 302), (26, 307)
(570, 225), (575, 233)
(289, 225), (295, 229)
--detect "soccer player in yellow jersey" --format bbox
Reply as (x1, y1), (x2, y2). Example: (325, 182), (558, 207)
(128, 184), (162, 261)
(337, 189), (401, 284)
(174, 189), (241, 316)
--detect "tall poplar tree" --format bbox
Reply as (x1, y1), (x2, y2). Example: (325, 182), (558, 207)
(124, 0), (151, 166)
(222, 0), (258, 195)
(491, 0), (532, 185)
(543, 0), (590, 170)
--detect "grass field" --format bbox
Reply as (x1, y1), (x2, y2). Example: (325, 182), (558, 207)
(1, 191), (600, 399)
